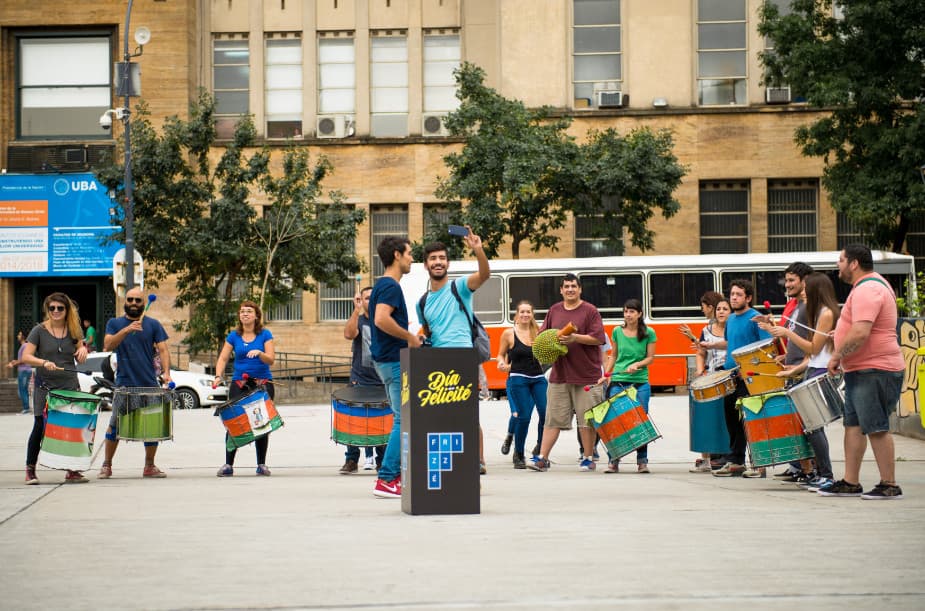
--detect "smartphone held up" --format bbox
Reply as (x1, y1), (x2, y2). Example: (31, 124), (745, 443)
(447, 224), (470, 237)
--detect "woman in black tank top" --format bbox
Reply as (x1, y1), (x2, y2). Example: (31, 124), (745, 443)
(496, 301), (548, 468)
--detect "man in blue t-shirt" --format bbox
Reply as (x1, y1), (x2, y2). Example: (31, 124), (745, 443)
(98, 286), (172, 480)
(369, 237), (423, 498)
(714, 278), (771, 476)
(417, 229), (490, 472)
(340, 285), (386, 473)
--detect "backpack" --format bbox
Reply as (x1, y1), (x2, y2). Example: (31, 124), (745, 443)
(418, 281), (492, 363)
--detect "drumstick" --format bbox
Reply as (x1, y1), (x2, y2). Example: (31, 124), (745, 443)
(137, 294), (156, 323)
(745, 370), (781, 377)
(760, 301), (830, 336)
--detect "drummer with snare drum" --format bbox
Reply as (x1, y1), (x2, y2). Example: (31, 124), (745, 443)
(98, 286), (171, 480)
(712, 279), (772, 478)
(213, 300), (276, 477)
(339, 285), (386, 474)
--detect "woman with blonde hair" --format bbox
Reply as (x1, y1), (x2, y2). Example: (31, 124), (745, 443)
(22, 292), (88, 484)
(496, 301), (547, 469)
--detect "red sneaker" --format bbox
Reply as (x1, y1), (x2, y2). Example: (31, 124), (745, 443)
(65, 470), (89, 483)
(25, 466), (39, 485)
(373, 476), (401, 498)
(142, 465), (167, 478)
(98, 464), (112, 479)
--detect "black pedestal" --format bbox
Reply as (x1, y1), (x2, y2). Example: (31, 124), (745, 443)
(400, 347), (480, 515)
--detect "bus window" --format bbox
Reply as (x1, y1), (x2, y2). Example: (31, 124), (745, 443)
(649, 272), (714, 319)
(509, 274), (567, 320)
(720, 270), (787, 313)
(471, 276), (504, 324)
(579, 273), (643, 319)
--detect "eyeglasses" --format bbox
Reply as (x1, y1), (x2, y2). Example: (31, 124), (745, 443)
(48, 305), (66, 312)
(125, 297), (144, 304)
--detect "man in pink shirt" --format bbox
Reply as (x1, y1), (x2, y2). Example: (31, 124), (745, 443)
(822, 244), (905, 500)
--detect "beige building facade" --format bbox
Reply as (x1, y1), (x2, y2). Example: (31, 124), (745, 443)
(0, 1), (911, 363)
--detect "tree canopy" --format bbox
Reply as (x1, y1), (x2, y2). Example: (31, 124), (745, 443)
(759, 0), (925, 250)
(436, 63), (685, 259)
(96, 92), (364, 353)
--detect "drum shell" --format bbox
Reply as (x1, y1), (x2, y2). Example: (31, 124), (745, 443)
(330, 385), (392, 447)
(218, 389), (283, 450)
(115, 388), (174, 441)
(739, 392), (814, 467)
(689, 393), (731, 454)
(732, 339), (785, 395)
(690, 370), (737, 402)
(39, 389), (101, 470)
(787, 375), (845, 432)
(586, 390), (660, 460)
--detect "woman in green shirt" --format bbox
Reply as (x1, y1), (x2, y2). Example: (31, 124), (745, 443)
(600, 298), (657, 473)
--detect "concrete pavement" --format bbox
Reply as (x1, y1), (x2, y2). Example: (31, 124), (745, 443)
(1, 393), (924, 610)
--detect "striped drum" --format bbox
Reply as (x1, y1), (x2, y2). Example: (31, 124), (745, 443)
(584, 388), (660, 460)
(739, 391), (814, 467)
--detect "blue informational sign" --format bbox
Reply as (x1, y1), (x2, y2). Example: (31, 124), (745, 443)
(0, 173), (121, 277)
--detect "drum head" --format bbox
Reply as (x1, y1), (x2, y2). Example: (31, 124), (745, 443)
(332, 385), (389, 406)
(731, 338), (775, 356)
(690, 370), (729, 390)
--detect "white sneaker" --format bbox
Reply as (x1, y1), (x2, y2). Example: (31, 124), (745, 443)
(362, 456), (376, 470)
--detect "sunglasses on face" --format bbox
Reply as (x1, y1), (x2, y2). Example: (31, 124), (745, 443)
(48, 305), (66, 312)
(125, 297), (144, 304)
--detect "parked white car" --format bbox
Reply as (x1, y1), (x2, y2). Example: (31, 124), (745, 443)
(76, 351), (228, 409)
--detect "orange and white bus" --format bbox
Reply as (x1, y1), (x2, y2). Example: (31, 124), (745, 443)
(400, 250), (916, 392)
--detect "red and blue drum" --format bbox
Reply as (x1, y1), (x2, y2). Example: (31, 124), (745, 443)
(584, 388), (660, 460)
(331, 385), (392, 447)
(39, 389), (102, 471)
(739, 391), (814, 467)
(217, 389), (283, 451)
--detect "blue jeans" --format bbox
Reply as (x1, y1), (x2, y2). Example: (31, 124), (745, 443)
(374, 360), (402, 482)
(507, 375), (547, 456)
(17, 369), (31, 412)
(607, 382), (652, 464)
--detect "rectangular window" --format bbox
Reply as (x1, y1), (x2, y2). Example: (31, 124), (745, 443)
(572, 0), (621, 108)
(461, 275), (504, 324)
(720, 270), (788, 314)
(423, 34), (461, 113)
(575, 195), (623, 257)
(508, 275), (568, 322)
(423, 204), (452, 239)
(836, 213), (874, 250)
(319, 280), (354, 321)
(370, 34), (408, 137)
(370, 205), (408, 278)
(265, 37), (302, 139)
(905, 215), (925, 274)
(767, 179), (818, 252)
(214, 37), (250, 138)
(18, 35), (112, 138)
(318, 35), (355, 114)
(697, 0), (747, 106)
(649, 272), (716, 319)
(700, 180), (749, 254)
(578, 273), (643, 319)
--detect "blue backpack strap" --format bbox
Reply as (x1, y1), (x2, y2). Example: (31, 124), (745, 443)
(450, 281), (475, 328)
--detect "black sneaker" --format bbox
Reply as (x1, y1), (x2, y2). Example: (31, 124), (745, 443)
(780, 471), (811, 483)
(774, 467), (799, 479)
(817, 479), (863, 497)
(861, 482), (903, 500)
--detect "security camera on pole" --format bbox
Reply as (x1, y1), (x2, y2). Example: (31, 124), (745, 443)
(103, 0), (150, 292)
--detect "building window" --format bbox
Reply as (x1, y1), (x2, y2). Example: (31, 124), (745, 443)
(213, 37), (250, 139)
(423, 204), (452, 238)
(423, 33), (461, 115)
(905, 215), (925, 274)
(318, 35), (355, 115)
(836, 213), (875, 249)
(697, 0), (747, 106)
(265, 36), (302, 139)
(572, 0), (621, 109)
(370, 205), (408, 277)
(370, 34), (408, 137)
(700, 180), (749, 254)
(767, 179), (817, 252)
(17, 35), (112, 138)
(575, 195), (623, 257)
(319, 280), (354, 321)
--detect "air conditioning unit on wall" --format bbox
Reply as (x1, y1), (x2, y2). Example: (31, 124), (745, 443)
(421, 113), (449, 137)
(316, 115), (355, 139)
(596, 90), (628, 108)
(765, 86), (792, 104)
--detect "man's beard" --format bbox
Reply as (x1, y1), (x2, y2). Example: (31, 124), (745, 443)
(124, 304), (143, 318)
(428, 267), (447, 280)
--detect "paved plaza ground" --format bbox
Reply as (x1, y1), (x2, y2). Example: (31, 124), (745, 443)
(1, 393), (924, 610)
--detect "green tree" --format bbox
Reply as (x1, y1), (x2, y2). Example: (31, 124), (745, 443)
(759, 0), (925, 250)
(96, 92), (364, 354)
(437, 63), (685, 258)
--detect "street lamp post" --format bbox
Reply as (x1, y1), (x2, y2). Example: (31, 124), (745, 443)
(121, 0), (137, 291)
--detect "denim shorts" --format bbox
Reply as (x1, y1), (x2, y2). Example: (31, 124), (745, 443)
(843, 369), (903, 435)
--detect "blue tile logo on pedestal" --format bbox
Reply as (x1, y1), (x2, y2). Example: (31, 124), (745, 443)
(427, 432), (464, 490)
